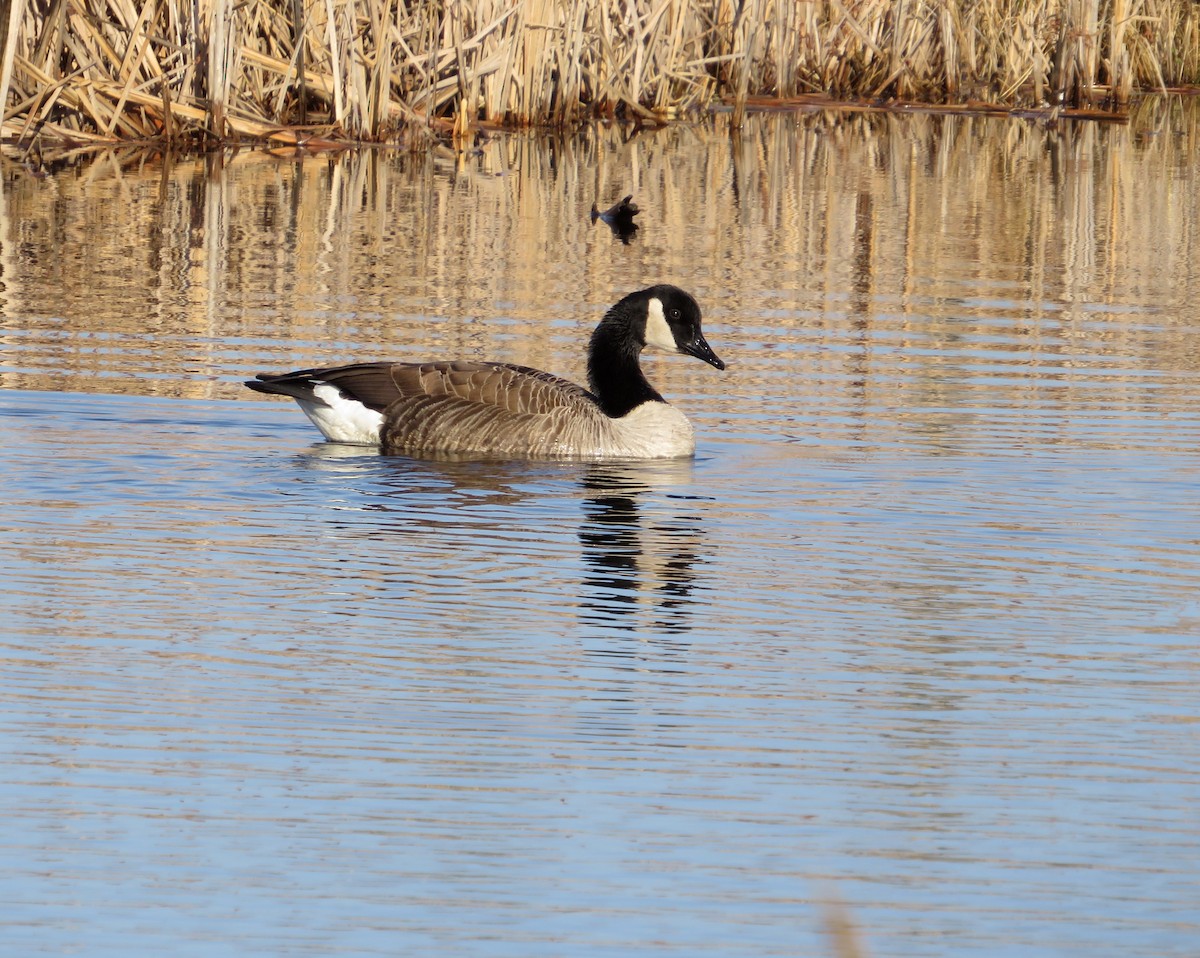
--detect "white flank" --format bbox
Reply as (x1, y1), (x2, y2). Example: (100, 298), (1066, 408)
(609, 402), (696, 458)
(296, 382), (383, 444)
(643, 297), (677, 353)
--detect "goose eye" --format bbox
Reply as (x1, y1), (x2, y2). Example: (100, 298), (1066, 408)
(668, 307), (682, 321)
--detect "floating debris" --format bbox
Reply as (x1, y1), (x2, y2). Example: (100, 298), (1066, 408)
(591, 195), (640, 243)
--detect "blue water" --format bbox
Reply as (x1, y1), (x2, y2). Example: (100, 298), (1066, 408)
(2, 385), (1197, 958)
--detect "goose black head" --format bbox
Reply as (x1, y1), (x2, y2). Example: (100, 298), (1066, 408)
(638, 285), (726, 371)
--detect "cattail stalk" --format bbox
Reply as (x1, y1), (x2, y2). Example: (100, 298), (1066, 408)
(0, 0), (1195, 145)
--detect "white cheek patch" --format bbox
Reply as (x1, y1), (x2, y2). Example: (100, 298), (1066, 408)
(643, 297), (678, 353)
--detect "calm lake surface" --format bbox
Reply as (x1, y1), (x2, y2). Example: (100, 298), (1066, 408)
(2, 101), (1199, 956)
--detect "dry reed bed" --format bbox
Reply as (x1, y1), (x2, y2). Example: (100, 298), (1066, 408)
(1, 0), (1198, 148)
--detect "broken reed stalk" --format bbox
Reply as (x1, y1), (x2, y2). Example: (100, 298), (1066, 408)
(1, 0), (1198, 147)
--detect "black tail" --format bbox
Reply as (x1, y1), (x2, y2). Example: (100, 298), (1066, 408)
(244, 371), (326, 404)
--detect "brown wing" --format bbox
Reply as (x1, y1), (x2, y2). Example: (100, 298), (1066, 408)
(307, 361), (612, 457)
(298, 360), (588, 410)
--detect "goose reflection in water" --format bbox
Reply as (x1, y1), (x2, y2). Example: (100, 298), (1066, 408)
(289, 445), (710, 640)
(577, 462), (708, 638)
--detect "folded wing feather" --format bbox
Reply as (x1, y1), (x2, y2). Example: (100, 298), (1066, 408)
(314, 361), (610, 456)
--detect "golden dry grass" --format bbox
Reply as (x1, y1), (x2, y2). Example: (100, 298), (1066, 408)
(0, 0), (1197, 147)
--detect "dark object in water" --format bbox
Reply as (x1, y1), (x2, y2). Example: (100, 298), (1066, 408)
(591, 195), (640, 243)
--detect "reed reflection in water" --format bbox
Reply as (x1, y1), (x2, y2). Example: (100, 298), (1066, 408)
(2, 103), (1200, 958)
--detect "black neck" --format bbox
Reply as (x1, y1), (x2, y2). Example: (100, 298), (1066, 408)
(588, 312), (663, 417)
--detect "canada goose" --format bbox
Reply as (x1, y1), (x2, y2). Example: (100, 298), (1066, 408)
(245, 285), (725, 460)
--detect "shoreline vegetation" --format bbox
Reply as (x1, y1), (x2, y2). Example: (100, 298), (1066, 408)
(1, 0), (1198, 153)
